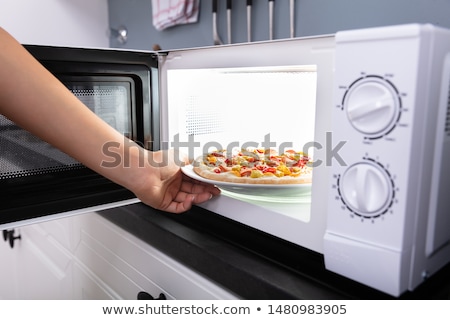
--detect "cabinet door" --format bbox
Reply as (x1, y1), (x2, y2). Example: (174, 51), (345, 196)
(0, 220), (74, 299)
(71, 213), (238, 300)
(0, 234), (19, 299)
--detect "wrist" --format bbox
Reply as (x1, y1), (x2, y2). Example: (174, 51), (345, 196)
(99, 140), (156, 194)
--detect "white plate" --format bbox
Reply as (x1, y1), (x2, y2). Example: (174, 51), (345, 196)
(181, 164), (311, 199)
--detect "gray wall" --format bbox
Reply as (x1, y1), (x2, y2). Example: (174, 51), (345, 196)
(108, 0), (450, 50)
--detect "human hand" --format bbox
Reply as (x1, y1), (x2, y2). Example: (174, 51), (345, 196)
(131, 149), (221, 214)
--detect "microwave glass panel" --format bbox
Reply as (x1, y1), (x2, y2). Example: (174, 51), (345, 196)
(166, 65), (317, 222)
(67, 81), (132, 137)
(0, 80), (133, 180)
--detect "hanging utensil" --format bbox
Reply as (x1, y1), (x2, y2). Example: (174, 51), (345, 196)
(213, 0), (223, 45)
(227, 0), (232, 44)
(269, 0), (274, 40)
(290, 0), (295, 38)
(247, 0), (252, 42)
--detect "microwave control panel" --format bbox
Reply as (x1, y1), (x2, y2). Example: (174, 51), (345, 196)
(326, 25), (423, 248)
(324, 24), (450, 297)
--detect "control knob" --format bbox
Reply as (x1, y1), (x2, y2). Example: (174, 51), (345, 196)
(345, 77), (400, 136)
(339, 162), (393, 217)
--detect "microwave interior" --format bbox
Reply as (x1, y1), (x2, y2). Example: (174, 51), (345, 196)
(166, 65), (316, 218)
(0, 47), (157, 226)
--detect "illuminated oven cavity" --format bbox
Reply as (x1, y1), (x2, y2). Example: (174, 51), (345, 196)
(167, 65), (317, 218)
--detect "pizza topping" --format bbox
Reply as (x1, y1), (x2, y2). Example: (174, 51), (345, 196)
(250, 169), (264, 178)
(193, 147), (313, 185)
(200, 148), (311, 178)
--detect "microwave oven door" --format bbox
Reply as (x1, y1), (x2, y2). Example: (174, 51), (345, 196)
(159, 36), (335, 254)
(0, 46), (159, 229)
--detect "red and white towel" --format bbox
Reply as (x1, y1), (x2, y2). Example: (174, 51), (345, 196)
(151, 0), (200, 31)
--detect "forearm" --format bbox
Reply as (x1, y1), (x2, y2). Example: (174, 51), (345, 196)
(0, 27), (150, 193)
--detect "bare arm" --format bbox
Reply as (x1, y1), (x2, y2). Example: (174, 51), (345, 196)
(0, 27), (219, 213)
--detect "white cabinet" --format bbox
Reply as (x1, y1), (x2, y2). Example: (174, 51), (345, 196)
(0, 218), (74, 299)
(0, 212), (238, 300)
(70, 213), (238, 299)
(0, 232), (19, 299)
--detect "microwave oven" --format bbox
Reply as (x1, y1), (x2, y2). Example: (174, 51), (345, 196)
(1, 24), (449, 297)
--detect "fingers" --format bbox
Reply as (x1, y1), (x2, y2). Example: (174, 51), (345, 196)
(176, 181), (219, 204)
(164, 198), (192, 214)
(181, 175), (221, 196)
(150, 167), (220, 214)
(164, 192), (209, 214)
(186, 182), (220, 197)
(164, 180), (220, 214)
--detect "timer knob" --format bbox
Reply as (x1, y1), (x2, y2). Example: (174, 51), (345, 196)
(345, 78), (400, 136)
(340, 162), (393, 217)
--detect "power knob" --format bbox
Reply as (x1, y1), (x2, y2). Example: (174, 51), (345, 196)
(344, 77), (400, 136)
(339, 162), (393, 217)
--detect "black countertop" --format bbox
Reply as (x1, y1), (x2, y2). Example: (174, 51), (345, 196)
(99, 202), (450, 300)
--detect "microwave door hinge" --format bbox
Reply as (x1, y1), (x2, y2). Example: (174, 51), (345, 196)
(153, 51), (168, 65)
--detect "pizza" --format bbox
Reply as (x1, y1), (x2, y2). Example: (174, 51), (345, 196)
(192, 148), (312, 184)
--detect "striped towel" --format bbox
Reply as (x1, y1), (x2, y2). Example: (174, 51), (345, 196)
(152, 0), (200, 31)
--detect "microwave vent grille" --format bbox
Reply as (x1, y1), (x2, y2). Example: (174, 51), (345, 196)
(0, 115), (81, 180)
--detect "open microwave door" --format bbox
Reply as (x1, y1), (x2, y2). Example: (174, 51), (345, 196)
(158, 37), (335, 253)
(0, 46), (159, 229)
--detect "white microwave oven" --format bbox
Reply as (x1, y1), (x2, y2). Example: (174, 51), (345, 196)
(1, 23), (449, 297)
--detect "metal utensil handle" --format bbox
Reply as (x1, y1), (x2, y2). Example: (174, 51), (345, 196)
(247, 0), (252, 42)
(227, 0), (232, 44)
(269, 0), (274, 40)
(212, 0), (223, 45)
(290, 0), (295, 38)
